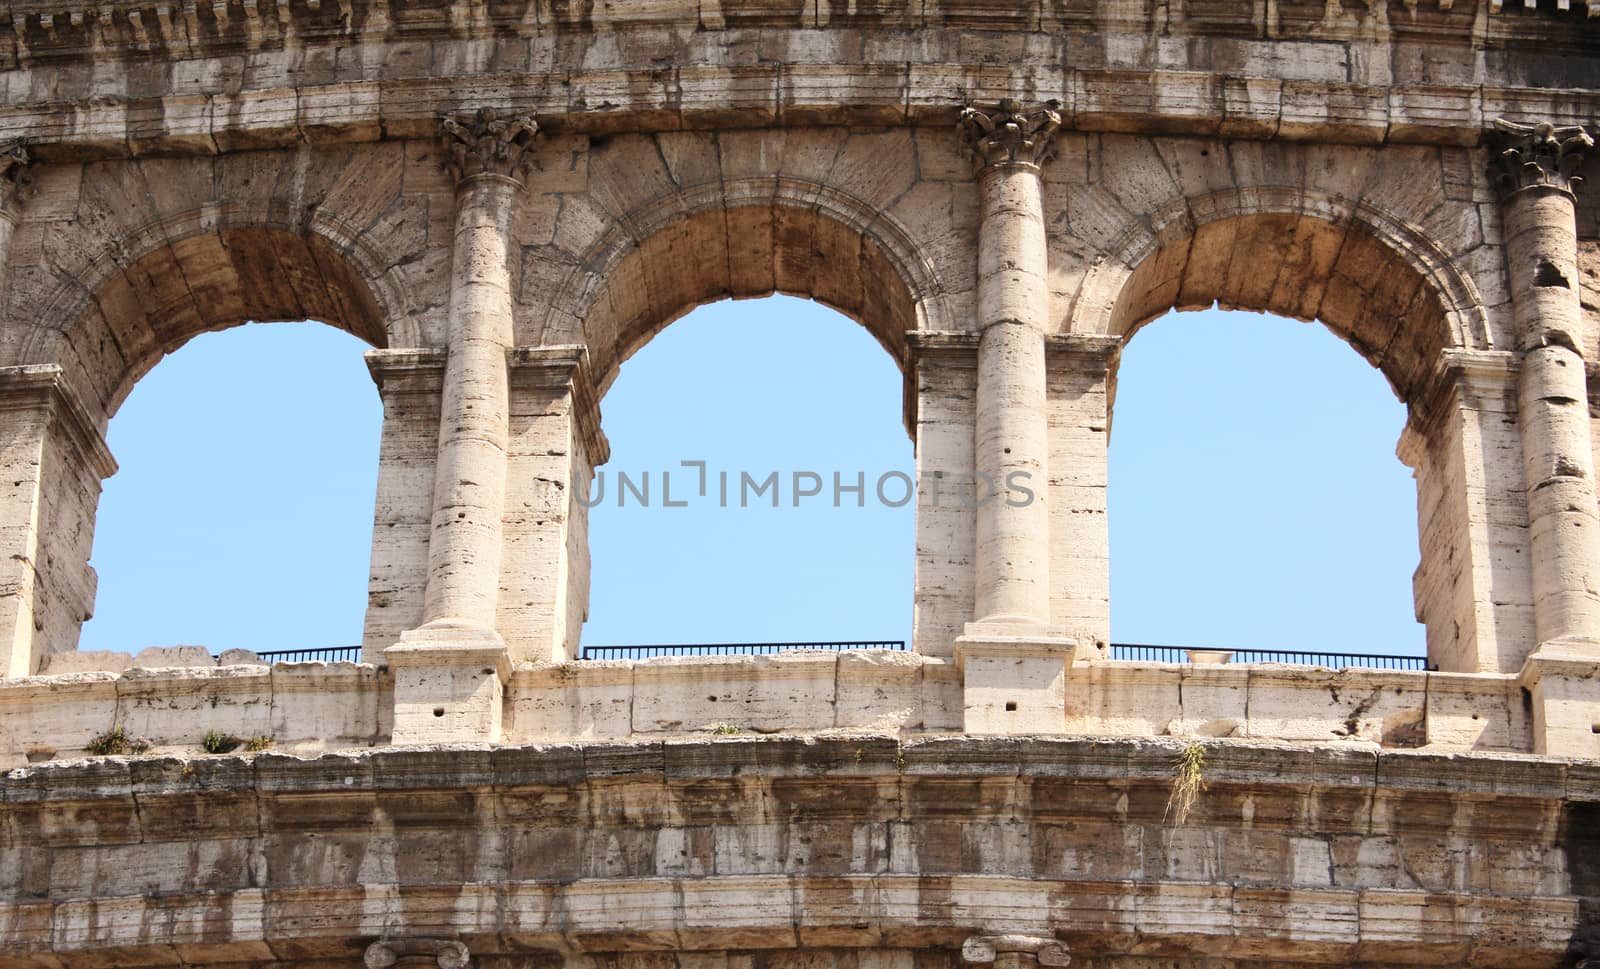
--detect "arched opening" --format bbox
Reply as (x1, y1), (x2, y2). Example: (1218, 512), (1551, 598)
(1090, 204), (1494, 671)
(582, 295), (914, 648)
(8, 224), (394, 672)
(1108, 306), (1422, 655)
(78, 322), (381, 655)
(556, 191), (937, 657)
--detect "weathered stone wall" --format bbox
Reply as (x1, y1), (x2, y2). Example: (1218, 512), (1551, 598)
(0, 737), (1593, 968)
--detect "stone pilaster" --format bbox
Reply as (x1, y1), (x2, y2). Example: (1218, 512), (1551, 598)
(962, 935), (1071, 969)
(0, 365), (116, 678)
(360, 348), (445, 663)
(1046, 334), (1119, 658)
(388, 108), (537, 742)
(1401, 349), (1533, 674)
(951, 100), (1075, 734)
(1488, 118), (1600, 755)
(501, 345), (608, 665)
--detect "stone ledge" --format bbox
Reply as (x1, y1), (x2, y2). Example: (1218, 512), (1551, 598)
(0, 737), (1591, 966)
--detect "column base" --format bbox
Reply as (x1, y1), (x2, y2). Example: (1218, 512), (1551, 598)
(954, 622), (1076, 735)
(386, 621), (511, 744)
(1519, 642), (1600, 757)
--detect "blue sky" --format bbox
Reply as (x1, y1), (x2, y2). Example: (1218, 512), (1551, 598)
(79, 297), (1422, 656)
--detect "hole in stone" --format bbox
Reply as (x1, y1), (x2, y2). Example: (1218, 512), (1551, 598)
(1534, 261), (1571, 289)
(1592, 723), (1599, 734)
(433, 706), (446, 717)
(1005, 701), (1018, 712)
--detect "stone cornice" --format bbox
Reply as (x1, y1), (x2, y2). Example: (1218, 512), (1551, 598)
(5, 78), (1600, 160)
(507, 344), (610, 468)
(0, 363), (116, 479)
(1487, 118), (1596, 199)
(440, 107), (539, 187)
(958, 99), (1062, 171)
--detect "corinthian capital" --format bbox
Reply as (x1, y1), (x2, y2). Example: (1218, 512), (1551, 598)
(364, 938), (470, 969)
(962, 935), (1071, 968)
(1487, 118), (1595, 198)
(0, 140), (32, 215)
(958, 99), (1062, 171)
(440, 107), (539, 186)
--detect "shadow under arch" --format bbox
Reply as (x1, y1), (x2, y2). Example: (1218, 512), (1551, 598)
(557, 177), (951, 399)
(18, 212), (410, 420)
(1077, 188), (1485, 404)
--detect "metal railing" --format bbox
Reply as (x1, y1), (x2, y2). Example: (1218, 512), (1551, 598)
(250, 645), (365, 664)
(577, 641), (1426, 670)
(581, 641), (907, 660)
(1108, 644), (1429, 671)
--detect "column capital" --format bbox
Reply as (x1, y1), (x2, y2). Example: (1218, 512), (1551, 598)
(0, 139), (32, 218)
(1487, 118), (1594, 200)
(364, 938), (470, 969)
(440, 107), (540, 187)
(961, 934), (1071, 968)
(958, 99), (1062, 172)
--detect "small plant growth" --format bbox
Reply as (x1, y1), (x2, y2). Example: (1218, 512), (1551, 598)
(708, 723), (741, 735)
(201, 730), (243, 755)
(85, 726), (151, 757)
(1165, 742), (1207, 826)
(244, 735), (273, 752)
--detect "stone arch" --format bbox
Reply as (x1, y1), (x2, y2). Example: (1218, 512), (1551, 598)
(554, 176), (951, 396)
(1075, 188), (1486, 403)
(18, 208), (413, 421)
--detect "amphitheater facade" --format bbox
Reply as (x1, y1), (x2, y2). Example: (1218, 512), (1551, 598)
(1, 2), (1600, 967)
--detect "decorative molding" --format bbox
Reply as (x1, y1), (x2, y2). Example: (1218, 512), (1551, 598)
(508, 344), (611, 468)
(0, 139), (31, 215)
(0, 364), (118, 480)
(1487, 118), (1595, 199)
(363, 938), (470, 969)
(958, 99), (1062, 171)
(439, 108), (540, 186)
(961, 935), (1072, 968)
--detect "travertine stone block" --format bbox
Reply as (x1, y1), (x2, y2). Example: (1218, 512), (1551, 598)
(130, 646), (217, 669)
(955, 628), (1076, 735)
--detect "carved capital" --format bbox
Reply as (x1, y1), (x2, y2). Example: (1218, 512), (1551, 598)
(1487, 118), (1595, 199)
(440, 107), (539, 186)
(958, 99), (1062, 171)
(0, 140), (32, 215)
(364, 939), (470, 969)
(961, 935), (1071, 968)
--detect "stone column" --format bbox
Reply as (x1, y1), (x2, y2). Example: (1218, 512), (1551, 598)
(962, 935), (1071, 969)
(1489, 119), (1600, 756)
(388, 108), (537, 742)
(951, 101), (1075, 735)
(960, 99), (1060, 629)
